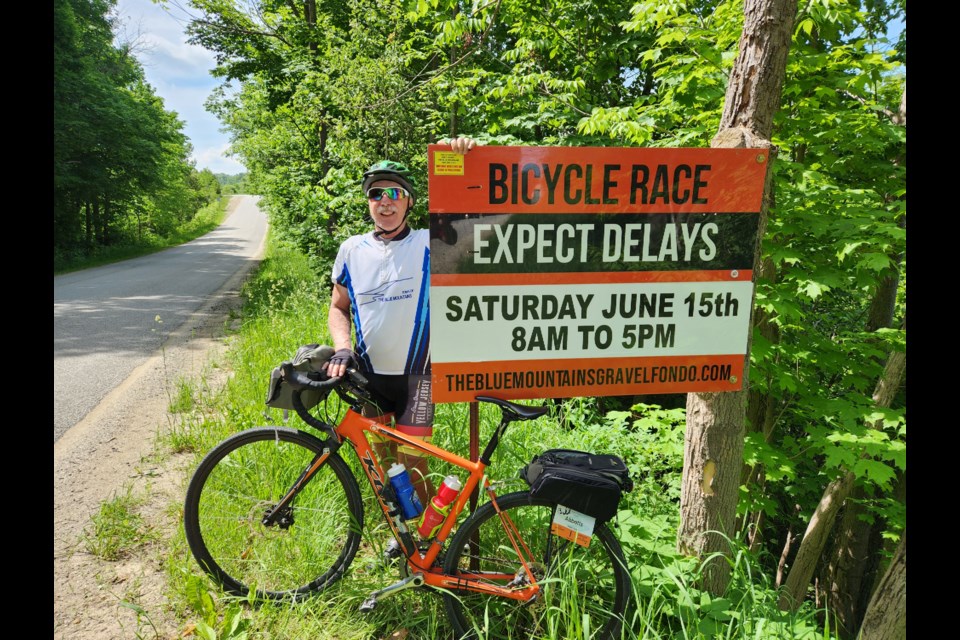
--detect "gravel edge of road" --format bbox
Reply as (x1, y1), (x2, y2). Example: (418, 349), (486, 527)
(54, 197), (262, 639)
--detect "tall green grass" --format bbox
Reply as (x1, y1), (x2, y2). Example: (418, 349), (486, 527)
(165, 236), (838, 639)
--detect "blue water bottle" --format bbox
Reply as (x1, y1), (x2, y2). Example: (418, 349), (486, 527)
(387, 463), (423, 520)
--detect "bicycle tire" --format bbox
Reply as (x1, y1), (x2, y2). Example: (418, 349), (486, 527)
(442, 491), (632, 640)
(183, 426), (364, 600)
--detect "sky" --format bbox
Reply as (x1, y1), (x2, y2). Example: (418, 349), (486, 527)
(113, 0), (246, 175)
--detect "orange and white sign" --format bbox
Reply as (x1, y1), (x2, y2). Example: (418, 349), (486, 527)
(428, 145), (767, 403)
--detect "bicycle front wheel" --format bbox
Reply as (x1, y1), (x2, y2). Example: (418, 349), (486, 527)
(183, 426), (363, 600)
(442, 491), (632, 640)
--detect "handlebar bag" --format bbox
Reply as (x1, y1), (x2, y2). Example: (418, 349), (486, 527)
(265, 344), (335, 410)
(520, 449), (633, 523)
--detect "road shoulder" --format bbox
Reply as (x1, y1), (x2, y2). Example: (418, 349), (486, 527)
(54, 211), (256, 638)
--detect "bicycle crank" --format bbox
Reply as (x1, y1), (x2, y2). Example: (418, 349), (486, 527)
(359, 572), (425, 613)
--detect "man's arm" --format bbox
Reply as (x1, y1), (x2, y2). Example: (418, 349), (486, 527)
(327, 283), (355, 377)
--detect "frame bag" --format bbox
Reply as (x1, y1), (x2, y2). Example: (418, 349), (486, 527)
(520, 449), (633, 523)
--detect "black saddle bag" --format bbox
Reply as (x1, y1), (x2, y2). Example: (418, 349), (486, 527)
(520, 449), (633, 523)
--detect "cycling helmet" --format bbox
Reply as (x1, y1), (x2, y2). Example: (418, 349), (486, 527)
(362, 160), (416, 205)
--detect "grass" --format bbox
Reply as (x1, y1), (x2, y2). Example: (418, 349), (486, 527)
(77, 232), (840, 639)
(168, 377), (196, 414)
(83, 484), (161, 561)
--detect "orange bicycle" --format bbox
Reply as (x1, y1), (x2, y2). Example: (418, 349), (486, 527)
(183, 360), (632, 639)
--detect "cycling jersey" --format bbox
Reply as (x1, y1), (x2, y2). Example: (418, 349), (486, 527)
(331, 228), (431, 375)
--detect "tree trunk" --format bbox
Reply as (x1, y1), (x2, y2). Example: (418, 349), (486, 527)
(778, 471), (856, 609)
(866, 272), (899, 333)
(870, 346), (905, 409)
(677, 0), (796, 595)
(821, 486), (876, 638)
(678, 391), (748, 589)
(866, 469), (905, 600)
(318, 118), (330, 186)
(857, 530), (906, 640)
(779, 344), (905, 611)
(824, 247), (903, 635)
(84, 201), (93, 247)
(103, 200), (112, 245)
(716, 1), (797, 138)
(92, 196), (103, 246)
(775, 504), (801, 587)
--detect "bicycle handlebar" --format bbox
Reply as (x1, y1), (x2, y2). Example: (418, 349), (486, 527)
(278, 360), (382, 429)
(280, 361), (342, 391)
(277, 359), (549, 456)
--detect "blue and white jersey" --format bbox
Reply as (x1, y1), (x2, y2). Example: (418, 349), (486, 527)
(331, 229), (431, 375)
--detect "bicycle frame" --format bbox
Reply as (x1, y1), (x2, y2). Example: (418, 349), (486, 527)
(332, 407), (542, 602)
(185, 369), (630, 636)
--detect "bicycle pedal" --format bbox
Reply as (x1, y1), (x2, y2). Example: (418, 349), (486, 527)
(359, 595), (378, 613)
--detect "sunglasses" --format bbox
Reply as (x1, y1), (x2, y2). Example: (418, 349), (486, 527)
(366, 187), (410, 201)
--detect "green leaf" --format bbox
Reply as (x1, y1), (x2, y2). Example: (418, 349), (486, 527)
(194, 621), (217, 640)
(822, 444), (857, 469)
(852, 458), (896, 487)
(837, 241), (865, 261)
(857, 252), (895, 272)
(884, 441), (906, 470)
(119, 601), (146, 615)
(798, 280), (829, 300)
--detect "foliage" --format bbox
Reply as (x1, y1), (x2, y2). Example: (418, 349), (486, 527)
(579, 403), (688, 516)
(54, 196), (230, 274)
(216, 172), (251, 195)
(742, 0), (907, 563)
(53, 0), (223, 266)
(183, 585), (250, 640)
(617, 510), (835, 639)
(168, 377), (197, 414)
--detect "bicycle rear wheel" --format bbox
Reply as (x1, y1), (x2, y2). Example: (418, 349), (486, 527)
(442, 491), (632, 640)
(183, 426), (363, 600)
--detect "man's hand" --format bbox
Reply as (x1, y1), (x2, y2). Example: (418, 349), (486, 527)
(448, 137), (478, 155)
(325, 348), (357, 378)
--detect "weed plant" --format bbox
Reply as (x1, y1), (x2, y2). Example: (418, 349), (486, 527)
(163, 237), (838, 639)
(84, 484), (160, 561)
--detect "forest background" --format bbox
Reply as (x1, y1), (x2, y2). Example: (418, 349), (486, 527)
(53, 1), (906, 639)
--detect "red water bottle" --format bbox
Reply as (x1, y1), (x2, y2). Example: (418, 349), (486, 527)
(417, 475), (462, 539)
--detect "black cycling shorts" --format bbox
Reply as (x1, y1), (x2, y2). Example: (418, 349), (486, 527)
(360, 373), (434, 442)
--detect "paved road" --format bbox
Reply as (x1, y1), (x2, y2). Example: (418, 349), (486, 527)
(53, 195), (268, 442)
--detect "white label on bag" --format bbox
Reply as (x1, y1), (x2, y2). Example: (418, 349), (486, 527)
(550, 505), (596, 547)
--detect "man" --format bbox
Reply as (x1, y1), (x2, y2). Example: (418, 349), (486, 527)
(325, 137), (477, 557)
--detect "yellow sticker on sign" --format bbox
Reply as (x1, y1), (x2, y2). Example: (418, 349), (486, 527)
(434, 151), (465, 176)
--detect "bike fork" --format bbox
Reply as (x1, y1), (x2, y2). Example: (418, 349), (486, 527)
(359, 572), (424, 613)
